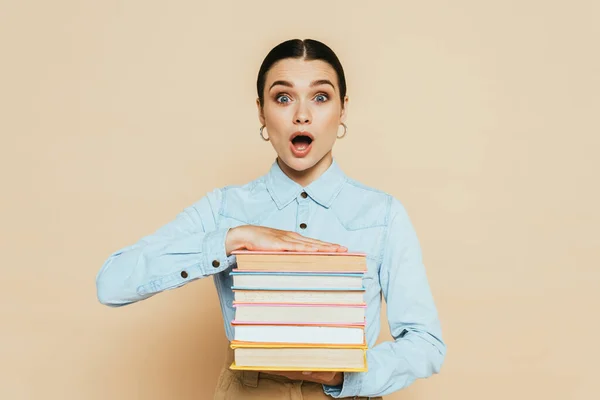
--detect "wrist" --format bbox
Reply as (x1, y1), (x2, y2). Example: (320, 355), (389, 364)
(325, 372), (343, 386)
(333, 372), (343, 386)
(225, 226), (248, 255)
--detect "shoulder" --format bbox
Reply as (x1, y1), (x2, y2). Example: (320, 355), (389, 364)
(181, 174), (266, 218)
(219, 175), (267, 203)
(333, 176), (408, 230)
(199, 174), (274, 224)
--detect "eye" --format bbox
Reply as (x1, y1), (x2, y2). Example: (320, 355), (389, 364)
(276, 94), (292, 104)
(314, 93), (329, 102)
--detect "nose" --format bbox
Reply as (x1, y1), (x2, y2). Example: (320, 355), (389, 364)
(294, 102), (311, 125)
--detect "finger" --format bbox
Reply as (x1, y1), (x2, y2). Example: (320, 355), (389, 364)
(288, 233), (341, 247)
(287, 242), (329, 252)
(270, 228), (343, 249)
(250, 235), (314, 251)
(285, 235), (347, 251)
(300, 238), (348, 252)
(275, 238), (319, 251)
(311, 371), (337, 384)
(294, 242), (348, 253)
(308, 371), (328, 378)
(279, 236), (332, 249)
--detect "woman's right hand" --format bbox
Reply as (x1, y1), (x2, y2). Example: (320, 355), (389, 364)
(225, 225), (347, 255)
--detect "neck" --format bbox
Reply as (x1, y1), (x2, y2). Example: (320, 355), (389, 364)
(277, 151), (333, 187)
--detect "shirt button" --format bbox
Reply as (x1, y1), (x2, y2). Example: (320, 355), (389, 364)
(301, 191), (308, 198)
(299, 223), (307, 229)
(180, 271), (188, 278)
(212, 260), (220, 268)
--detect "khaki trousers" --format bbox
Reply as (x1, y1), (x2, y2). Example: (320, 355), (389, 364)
(213, 347), (381, 399)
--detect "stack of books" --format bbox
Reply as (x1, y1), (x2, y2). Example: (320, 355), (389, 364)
(228, 250), (368, 372)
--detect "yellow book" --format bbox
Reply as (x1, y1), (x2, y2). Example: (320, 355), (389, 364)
(229, 341), (368, 372)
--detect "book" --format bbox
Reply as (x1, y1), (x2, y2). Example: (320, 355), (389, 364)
(233, 289), (365, 304)
(232, 250), (367, 272)
(230, 344), (367, 371)
(228, 250), (370, 373)
(233, 303), (366, 325)
(230, 271), (364, 290)
(232, 323), (366, 345)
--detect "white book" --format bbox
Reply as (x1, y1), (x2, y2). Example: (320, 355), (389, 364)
(233, 290), (365, 304)
(233, 324), (365, 345)
(234, 304), (366, 324)
(230, 272), (364, 290)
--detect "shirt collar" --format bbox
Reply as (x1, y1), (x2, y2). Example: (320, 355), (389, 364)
(266, 158), (347, 209)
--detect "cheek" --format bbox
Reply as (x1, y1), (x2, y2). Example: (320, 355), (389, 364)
(270, 135), (287, 149)
(320, 111), (342, 135)
(264, 108), (291, 130)
(318, 105), (341, 125)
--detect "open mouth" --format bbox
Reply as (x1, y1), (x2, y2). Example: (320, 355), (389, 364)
(291, 134), (313, 150)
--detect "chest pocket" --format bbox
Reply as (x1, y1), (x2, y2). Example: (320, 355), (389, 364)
(330, 189), (392, 284)
(218, 184), (276, 227)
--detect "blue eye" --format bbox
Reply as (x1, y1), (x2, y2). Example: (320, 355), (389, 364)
(276, 95), (291, 103)
(315, 94), (328, 102)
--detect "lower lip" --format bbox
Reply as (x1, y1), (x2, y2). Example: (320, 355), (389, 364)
(290, 141), (313, 158)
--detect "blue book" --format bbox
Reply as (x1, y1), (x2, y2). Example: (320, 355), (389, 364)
(230, 270), (365, 291)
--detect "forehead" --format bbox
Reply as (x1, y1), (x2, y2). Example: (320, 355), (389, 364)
(265, 58), (338, 89)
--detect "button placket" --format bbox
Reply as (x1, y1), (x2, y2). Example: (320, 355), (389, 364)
(296, 191), (310, 232)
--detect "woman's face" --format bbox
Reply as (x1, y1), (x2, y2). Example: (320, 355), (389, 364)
(257, 58), (348, 173)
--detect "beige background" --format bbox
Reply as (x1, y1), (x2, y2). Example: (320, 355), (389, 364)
(1, 1), (598, 399)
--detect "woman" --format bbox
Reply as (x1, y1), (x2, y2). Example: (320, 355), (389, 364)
(96, 38), (446, 399)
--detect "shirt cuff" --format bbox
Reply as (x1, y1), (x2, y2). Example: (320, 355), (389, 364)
(322, 371), (363, 398)
(201, 227), (236, 274)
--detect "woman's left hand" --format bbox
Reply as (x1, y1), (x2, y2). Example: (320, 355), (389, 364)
(266, 370), (343, 386)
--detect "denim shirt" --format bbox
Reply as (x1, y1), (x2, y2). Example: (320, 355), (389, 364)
(96, 159), (446, 398)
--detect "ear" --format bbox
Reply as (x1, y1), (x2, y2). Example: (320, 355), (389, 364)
(256, 98), (265, 126)
(340, 95), (349, 124)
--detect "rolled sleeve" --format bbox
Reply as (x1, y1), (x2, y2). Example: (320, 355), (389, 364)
(322, 198), (445, 397)
(323, 371), (363, 398)
(201, 227), (236, 274)
(96, 188), (236, 306)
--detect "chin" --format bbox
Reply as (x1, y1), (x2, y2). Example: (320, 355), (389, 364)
(279, 154), (321, 172)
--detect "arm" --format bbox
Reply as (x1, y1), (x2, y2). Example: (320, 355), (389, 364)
(324, 199), (446, 398)
(95, 188), (234, 307)
(95, 188), (346, 307)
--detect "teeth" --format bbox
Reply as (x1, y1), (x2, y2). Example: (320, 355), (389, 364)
(296, 143), (308, 150)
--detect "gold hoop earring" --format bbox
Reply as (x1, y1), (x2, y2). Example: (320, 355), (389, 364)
(259, 125), (270, 141)
(337, 123), (347, 139)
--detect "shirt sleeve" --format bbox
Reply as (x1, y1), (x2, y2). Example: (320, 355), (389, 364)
(323, 199), (446, 398)
(95, 188), (236, 307)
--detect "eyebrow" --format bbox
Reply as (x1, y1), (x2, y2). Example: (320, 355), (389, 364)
(269, 79), (335, 91)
